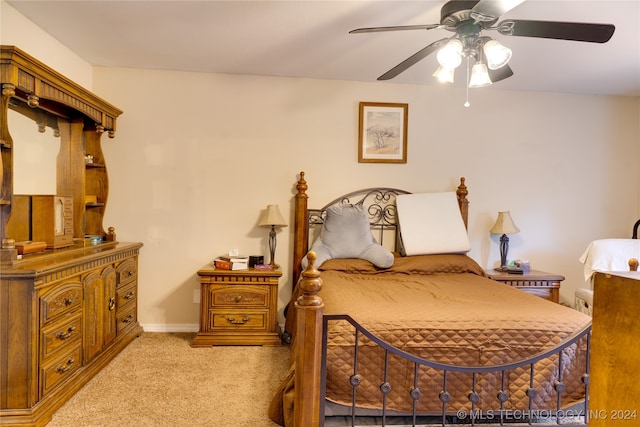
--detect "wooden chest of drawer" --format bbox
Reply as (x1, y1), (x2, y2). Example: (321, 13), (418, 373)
(192, 266), (282, 346)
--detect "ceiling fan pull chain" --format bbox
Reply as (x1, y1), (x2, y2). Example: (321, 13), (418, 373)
(464, 56), (471, 107)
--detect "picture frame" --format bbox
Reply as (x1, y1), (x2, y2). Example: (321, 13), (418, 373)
(358, 102), (408, 164)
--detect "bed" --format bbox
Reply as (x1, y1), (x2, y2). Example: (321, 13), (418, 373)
(269, 172), (592, 427)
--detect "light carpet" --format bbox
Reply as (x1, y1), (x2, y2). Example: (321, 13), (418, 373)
(47, 332), (289, 427)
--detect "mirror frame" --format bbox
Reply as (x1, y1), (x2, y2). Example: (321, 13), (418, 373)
(1, 45), (122, 261)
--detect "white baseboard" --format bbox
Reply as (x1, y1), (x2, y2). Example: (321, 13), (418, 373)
(140, 323), (286, 334)
(141, 323), (199, 333)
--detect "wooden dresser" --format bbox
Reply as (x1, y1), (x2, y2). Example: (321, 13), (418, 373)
(0, 46), (143, 426)
(590, 271), (640, 426)
(192, 265), (282, 346)
(0, 242), (143, 426)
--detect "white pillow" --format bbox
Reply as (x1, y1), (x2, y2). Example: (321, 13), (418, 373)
(579, 239), (640, 282)
(396, 192), (471, 256)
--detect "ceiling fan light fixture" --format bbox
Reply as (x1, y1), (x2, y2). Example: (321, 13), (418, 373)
(433, 66), (455, 84)
(483, 39), (512, 70)
(468, 62), (492, 88)
(436, 39), (463, 69)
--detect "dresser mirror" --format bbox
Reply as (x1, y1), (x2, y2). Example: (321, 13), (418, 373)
(9, 102), (61, 195)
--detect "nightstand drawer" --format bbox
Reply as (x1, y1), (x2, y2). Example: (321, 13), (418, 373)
(486, 269), (563, 303)
(209, 310), (267, 330)
(209, 285), (270, 309)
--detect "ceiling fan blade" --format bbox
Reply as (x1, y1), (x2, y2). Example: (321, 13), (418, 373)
(497, 20), (615, 43)
(488, 64), (513, 83)
(350, 24), (443, 34)
(471, 0), (526, 22)
(377, 38), (449, 81)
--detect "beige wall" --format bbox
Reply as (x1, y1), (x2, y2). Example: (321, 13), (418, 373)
(4, 1), (640, 331)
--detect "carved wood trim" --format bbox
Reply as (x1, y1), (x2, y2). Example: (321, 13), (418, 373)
(1, 46), (122, 133)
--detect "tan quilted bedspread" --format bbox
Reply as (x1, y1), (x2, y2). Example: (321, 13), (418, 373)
(270, 254), (591, 424)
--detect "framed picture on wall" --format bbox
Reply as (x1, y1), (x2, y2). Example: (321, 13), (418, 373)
(358, 102), (408, 164)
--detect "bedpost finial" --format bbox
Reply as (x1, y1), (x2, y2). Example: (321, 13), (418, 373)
(297, 251), (323, 306)
(457, 177), (468, 202)
(296, 171), (308, 197)
(630, 258), (639, 272)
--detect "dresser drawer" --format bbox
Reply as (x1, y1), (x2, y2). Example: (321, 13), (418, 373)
(40, 344), (82, 397)
(40, 279), (83, 324)
(117, 304), (137, 333)
(117, 280), (137, 309)
(40, 311), (82, 360)
(209, 310), (268, 330)
(116, 258), (137, 286)
(209, 285), (270, 309)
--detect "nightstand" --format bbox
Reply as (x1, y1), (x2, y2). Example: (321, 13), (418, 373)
(486, 269), (564, 303)
(191, 265), (282, 346)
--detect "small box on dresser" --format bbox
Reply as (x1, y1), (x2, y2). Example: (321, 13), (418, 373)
(192, 265), (282, 346)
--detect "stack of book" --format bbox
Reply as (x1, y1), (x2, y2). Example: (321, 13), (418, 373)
(213, 254), (249, 270)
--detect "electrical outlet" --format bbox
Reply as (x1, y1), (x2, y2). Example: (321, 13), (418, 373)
(193, 289), (200, 304)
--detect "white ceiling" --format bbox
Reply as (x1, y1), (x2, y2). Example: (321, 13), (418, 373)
(7, 0), (640, 97)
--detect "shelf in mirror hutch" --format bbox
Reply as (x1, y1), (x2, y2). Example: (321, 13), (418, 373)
(0, 45), (143, 427)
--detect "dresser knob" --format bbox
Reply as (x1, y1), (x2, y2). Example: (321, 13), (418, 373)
(235, 295), (242, 303)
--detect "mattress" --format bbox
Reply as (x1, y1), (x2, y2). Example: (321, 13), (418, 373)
(316, 254), (591, 413)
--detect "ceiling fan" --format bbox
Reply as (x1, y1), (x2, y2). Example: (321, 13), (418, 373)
(350, 0), (615, 87)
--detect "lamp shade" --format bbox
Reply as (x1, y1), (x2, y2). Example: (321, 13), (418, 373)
(468, 62), (492, 88)
(437, 39), (463, 69)
(490, 211), (520, 235)
(433, 65), (455, 84)
(258, 205), (287, 227)
(483, 39), (512, 70)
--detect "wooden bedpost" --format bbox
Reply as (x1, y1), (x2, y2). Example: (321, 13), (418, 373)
(456, 177), (469, 229)
(294, 251), (324, 427)
(292, 171), (309, 289)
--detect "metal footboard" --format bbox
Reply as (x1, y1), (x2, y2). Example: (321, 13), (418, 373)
(320, 314), (591, 427)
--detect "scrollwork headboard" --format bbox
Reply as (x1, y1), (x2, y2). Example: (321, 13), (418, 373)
(291, 172), (469, 288)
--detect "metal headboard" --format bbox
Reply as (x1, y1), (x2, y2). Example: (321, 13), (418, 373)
(633, 219), (639, 239)
(306, 187), (411, 252)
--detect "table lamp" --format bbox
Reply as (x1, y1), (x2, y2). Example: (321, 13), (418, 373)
(258, 204), (287, 267)
(490, 211), (520, 271)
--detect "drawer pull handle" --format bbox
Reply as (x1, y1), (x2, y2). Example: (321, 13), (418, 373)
(235, 295), (242, 303)
(56, 357), (75, 373)
(124, 291), (135, 300)
(227, 316), (249, 325)
(56, 326), (76, 340)
(108, 297), (116, 311)
(122, 314), (134, 323)
(64, 298), (74, 306)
